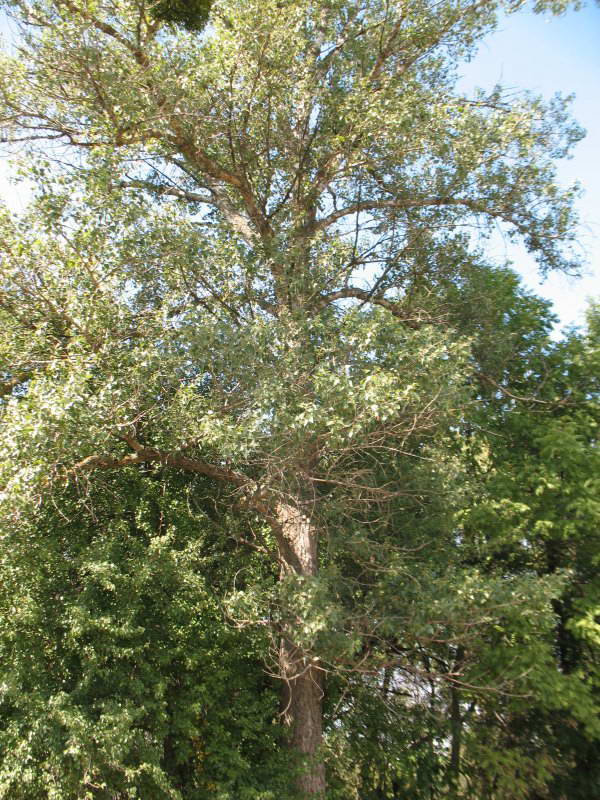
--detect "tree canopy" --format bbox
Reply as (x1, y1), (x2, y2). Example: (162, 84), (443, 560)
(0, 0), (598, 797)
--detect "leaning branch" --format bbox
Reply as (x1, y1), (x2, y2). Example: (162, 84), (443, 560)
(73, 438), (279, 525)
(74, 443), (250, 488)
(315, 287), (426, 328)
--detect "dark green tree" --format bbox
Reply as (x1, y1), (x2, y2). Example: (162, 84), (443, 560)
(0, 470), (287, 799)
(454, 290), (600, 799)
(319, 279), (600, 800)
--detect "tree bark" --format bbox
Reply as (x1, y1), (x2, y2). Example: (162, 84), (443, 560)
(276, 502), (326, 797)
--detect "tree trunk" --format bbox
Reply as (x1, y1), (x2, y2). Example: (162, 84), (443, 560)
(448, 647), (464, 798)
(276, 502), (326, 797)
(448, 683), (462, 797)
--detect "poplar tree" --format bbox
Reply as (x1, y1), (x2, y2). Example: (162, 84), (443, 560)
(0, 0), (586, 795)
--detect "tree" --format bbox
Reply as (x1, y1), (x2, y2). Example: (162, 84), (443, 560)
(457, 297), (600, 799)
(0, 0), (587, 795)
(319, 287), (600, 800)
(0, 470), (287, 799)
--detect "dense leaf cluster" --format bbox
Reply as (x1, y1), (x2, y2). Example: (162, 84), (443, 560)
(150, 0), (213, 31)
(0, 473), (286, 799)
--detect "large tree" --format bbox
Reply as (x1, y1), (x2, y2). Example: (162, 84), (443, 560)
(0, 0), (588, 795)
(327, 284), (600, 800)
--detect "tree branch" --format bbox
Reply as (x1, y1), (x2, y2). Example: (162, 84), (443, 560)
(55, 0), (150, 68)
(174, 140), (270, 242)
(119, 180), (213, 205)
(307, 196), (470, 233)
(477, 373), (573, 407)
(73, 437), (280, 520)
(314, 287), (427, 328)
(305, 193), (541, 247)
(74, 442), (250, 488)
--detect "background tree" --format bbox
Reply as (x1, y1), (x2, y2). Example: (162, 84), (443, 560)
(0, 0), (591, 796)
(0, 470), (287, 799)
(457, 296), (600, 799)
(320, 286), (600, 800)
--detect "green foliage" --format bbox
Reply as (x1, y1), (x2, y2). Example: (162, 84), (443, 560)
(0, 0), (596, 797)
(149, 0), (213, 31)
(454, 300), (600, 797)
(0, 473), (286, 799)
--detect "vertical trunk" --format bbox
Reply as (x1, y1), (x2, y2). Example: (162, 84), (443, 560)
(448, 647), (464, 798)
(448, 684), (462, 797)
(276, 502), (326, 798)
(280, 644), (326, 796)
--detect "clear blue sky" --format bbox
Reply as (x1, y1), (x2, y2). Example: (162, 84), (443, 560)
(1, 2), (598, 329)
(459, 2), (600, 331)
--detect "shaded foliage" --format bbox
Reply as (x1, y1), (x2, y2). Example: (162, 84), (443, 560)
(150, 0), (213, 31)
(0, 471), (287, 799)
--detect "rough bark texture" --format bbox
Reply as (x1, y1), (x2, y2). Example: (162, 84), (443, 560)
(276, 503), (326, 797)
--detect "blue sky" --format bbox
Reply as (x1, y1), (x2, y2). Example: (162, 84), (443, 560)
(458, 2), (600, 330)
(1, 2), (598, 330)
